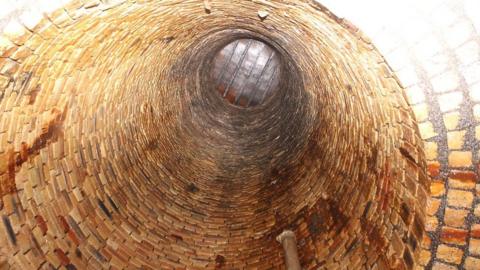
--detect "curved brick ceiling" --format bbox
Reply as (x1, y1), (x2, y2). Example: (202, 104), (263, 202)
(0, 0), (476, 269)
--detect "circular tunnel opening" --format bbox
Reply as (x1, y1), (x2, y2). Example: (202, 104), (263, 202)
(168, 27), (312, 190)
(210, 38), (282, 108)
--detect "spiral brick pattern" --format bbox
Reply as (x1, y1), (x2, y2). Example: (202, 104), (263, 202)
(0, 0), (444, 269)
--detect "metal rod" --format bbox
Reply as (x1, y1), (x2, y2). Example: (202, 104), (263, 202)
(223, 39), (253, 98)
(234, 43), (265, 105)
(260, 65), (279, 104)
(277, 230), (301, 270)
(216, 40), (240, 86)
(246, 50), (274, 107)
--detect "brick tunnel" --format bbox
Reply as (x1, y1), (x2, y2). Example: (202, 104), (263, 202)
(0, 0), (479, 269)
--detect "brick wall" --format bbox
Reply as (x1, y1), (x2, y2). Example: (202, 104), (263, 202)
(2, 0), (474, 269)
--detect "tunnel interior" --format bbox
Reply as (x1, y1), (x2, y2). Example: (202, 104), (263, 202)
(210, 38), (282, 108)
(0, 0), (429, 269)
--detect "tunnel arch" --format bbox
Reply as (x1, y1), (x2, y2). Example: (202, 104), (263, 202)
(0, 1), (428, 269)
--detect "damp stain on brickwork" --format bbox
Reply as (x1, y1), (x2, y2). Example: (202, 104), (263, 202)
(0, 106), (67, 208)
(0, 0), (451, 269)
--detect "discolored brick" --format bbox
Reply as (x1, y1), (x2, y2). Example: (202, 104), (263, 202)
(465, 256), (480, 270)
(427, 162), (441, 178)
(419, 122), (437, 139)
(436, 244), (463, 265)
(447, 189), (474, 208)
(448, 151), (472, 167)
(475, 205), (480, 217)
(447, 130), (466, 150)
(440, 227), (468, 245)
(418, 249), (431, 266)
(444, 207), (468, 228)
(427, 198), (441, 216)
(470, 239), (480, 256)
(406, 85), (426, 104)
(426, 215), (439, 232)
(448, 170), (477, 189)
(430, 181), (445, 197)
(432, 262), (458, 270)
(412, 103), (429, 122)
(443, 112), (460, 131)
(424, 142), (438, 160)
